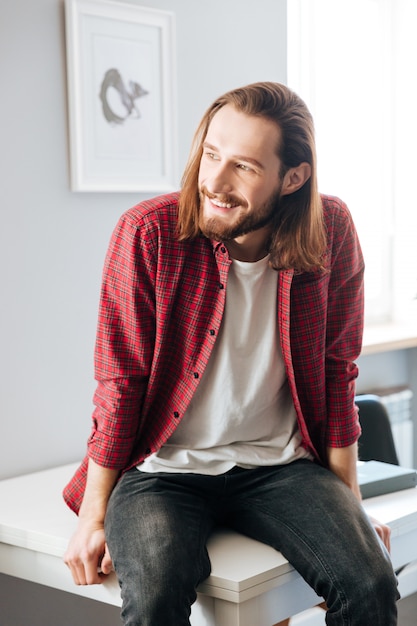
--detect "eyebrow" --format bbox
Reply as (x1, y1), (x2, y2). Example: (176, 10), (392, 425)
(202, 142), (265, 170)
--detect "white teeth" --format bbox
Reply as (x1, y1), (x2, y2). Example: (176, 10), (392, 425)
(212, 199), (233, 208)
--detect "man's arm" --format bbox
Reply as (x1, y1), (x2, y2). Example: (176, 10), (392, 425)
(327, 442), (361, 499)
(64, 458), (119, 585)
(327, 443), (391, 552)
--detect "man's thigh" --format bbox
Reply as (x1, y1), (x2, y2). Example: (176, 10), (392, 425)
(224, 461), (391, 595)
(105, 469), (216, 575)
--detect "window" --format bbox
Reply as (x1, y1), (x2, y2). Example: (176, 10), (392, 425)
(287, 0), (417, 324)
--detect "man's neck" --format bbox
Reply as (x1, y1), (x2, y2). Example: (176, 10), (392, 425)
(224, 226), (271, 262)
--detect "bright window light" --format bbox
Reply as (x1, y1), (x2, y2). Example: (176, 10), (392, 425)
(287, 0), (417, 324)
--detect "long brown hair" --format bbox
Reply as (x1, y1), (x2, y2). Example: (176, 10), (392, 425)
(177, 82), (327, 272)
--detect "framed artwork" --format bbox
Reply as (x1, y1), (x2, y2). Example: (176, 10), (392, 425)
(65, 0), (177, 192)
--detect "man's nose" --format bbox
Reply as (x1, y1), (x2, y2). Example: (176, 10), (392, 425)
(206, 161), (234, 194)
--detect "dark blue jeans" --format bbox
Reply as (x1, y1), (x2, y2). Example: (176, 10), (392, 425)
(105, 460), (399, 625)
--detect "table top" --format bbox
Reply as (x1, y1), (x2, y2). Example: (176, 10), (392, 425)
(1, 463), (417, 597)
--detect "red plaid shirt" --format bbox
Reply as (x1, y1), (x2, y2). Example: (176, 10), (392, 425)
(63, 192), (364, 514)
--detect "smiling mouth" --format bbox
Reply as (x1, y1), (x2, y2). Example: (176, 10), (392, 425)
(200, 186), (243, 211)
(211, 198), (235, 209)
(206, 193), (241, 210)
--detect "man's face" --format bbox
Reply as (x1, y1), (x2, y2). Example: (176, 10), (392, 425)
(198, 104), (284, 242)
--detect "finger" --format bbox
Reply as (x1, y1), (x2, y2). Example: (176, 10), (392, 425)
(375, 524), (391, 553)
(64, 551), (84, 585)
(65, 554), (104, 585)
(65, 559), (87, 586)
(382, 525), (391, 553)
(86, 556), (106, 584)
(100, 544), (114, 575)
(384, 527), (391, 553)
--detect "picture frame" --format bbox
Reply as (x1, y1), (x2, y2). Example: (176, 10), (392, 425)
(65, 0), (177, 192)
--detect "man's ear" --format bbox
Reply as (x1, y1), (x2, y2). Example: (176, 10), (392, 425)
(281, 162), (311, 196)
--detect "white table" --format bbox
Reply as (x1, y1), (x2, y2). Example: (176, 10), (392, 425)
(1, 464), (417, 626)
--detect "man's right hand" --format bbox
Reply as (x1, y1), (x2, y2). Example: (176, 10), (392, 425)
(64, 519), (113, 585)
(64, 458), (119, 585)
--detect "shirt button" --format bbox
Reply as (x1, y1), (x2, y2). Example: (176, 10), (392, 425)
(173, 411), (180, 418)
(209, 329), (215, 336)
(193, 372), (199, 379)
(219, 283), (224, 289)
(220, 246), (226, 253)
(145, 447), (151, 455)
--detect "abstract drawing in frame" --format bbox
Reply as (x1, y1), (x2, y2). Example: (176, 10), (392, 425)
(65, 0), (177, 192)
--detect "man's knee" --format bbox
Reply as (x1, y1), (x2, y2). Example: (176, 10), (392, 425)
(328, 555), (399, 625)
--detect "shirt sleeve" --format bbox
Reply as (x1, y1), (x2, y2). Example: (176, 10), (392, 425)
(87, 210), (157, 469)
(324, 200), (364, 448)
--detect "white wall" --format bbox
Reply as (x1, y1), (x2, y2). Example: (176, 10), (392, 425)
(0, 0), (288, 481)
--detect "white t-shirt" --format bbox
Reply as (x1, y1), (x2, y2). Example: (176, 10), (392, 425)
(139, 255), (311, 474)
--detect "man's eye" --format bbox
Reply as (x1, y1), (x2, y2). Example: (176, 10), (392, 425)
(237, 163), (252, 172)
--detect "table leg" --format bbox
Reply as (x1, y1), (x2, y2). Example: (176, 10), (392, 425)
(213, 596), (261, 626)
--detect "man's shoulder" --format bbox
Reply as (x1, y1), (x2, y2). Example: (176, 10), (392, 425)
(320, 193), (350, 216)
(319, 193), (363, 269)
(122, 191), (181, 229)
(320, 193), (355, 231)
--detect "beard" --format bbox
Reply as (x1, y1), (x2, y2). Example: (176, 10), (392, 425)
(198, 184), (283, 242)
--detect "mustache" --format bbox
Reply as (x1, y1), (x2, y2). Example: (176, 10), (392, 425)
(199, 186), (245, 207)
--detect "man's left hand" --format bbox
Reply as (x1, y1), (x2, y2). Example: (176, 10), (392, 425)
(369, 515), (391, 552)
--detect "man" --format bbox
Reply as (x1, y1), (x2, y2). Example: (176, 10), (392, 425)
(64, 82), (399, 625)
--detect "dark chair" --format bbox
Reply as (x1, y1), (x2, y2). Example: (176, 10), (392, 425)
(356, 394), (399, 465)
